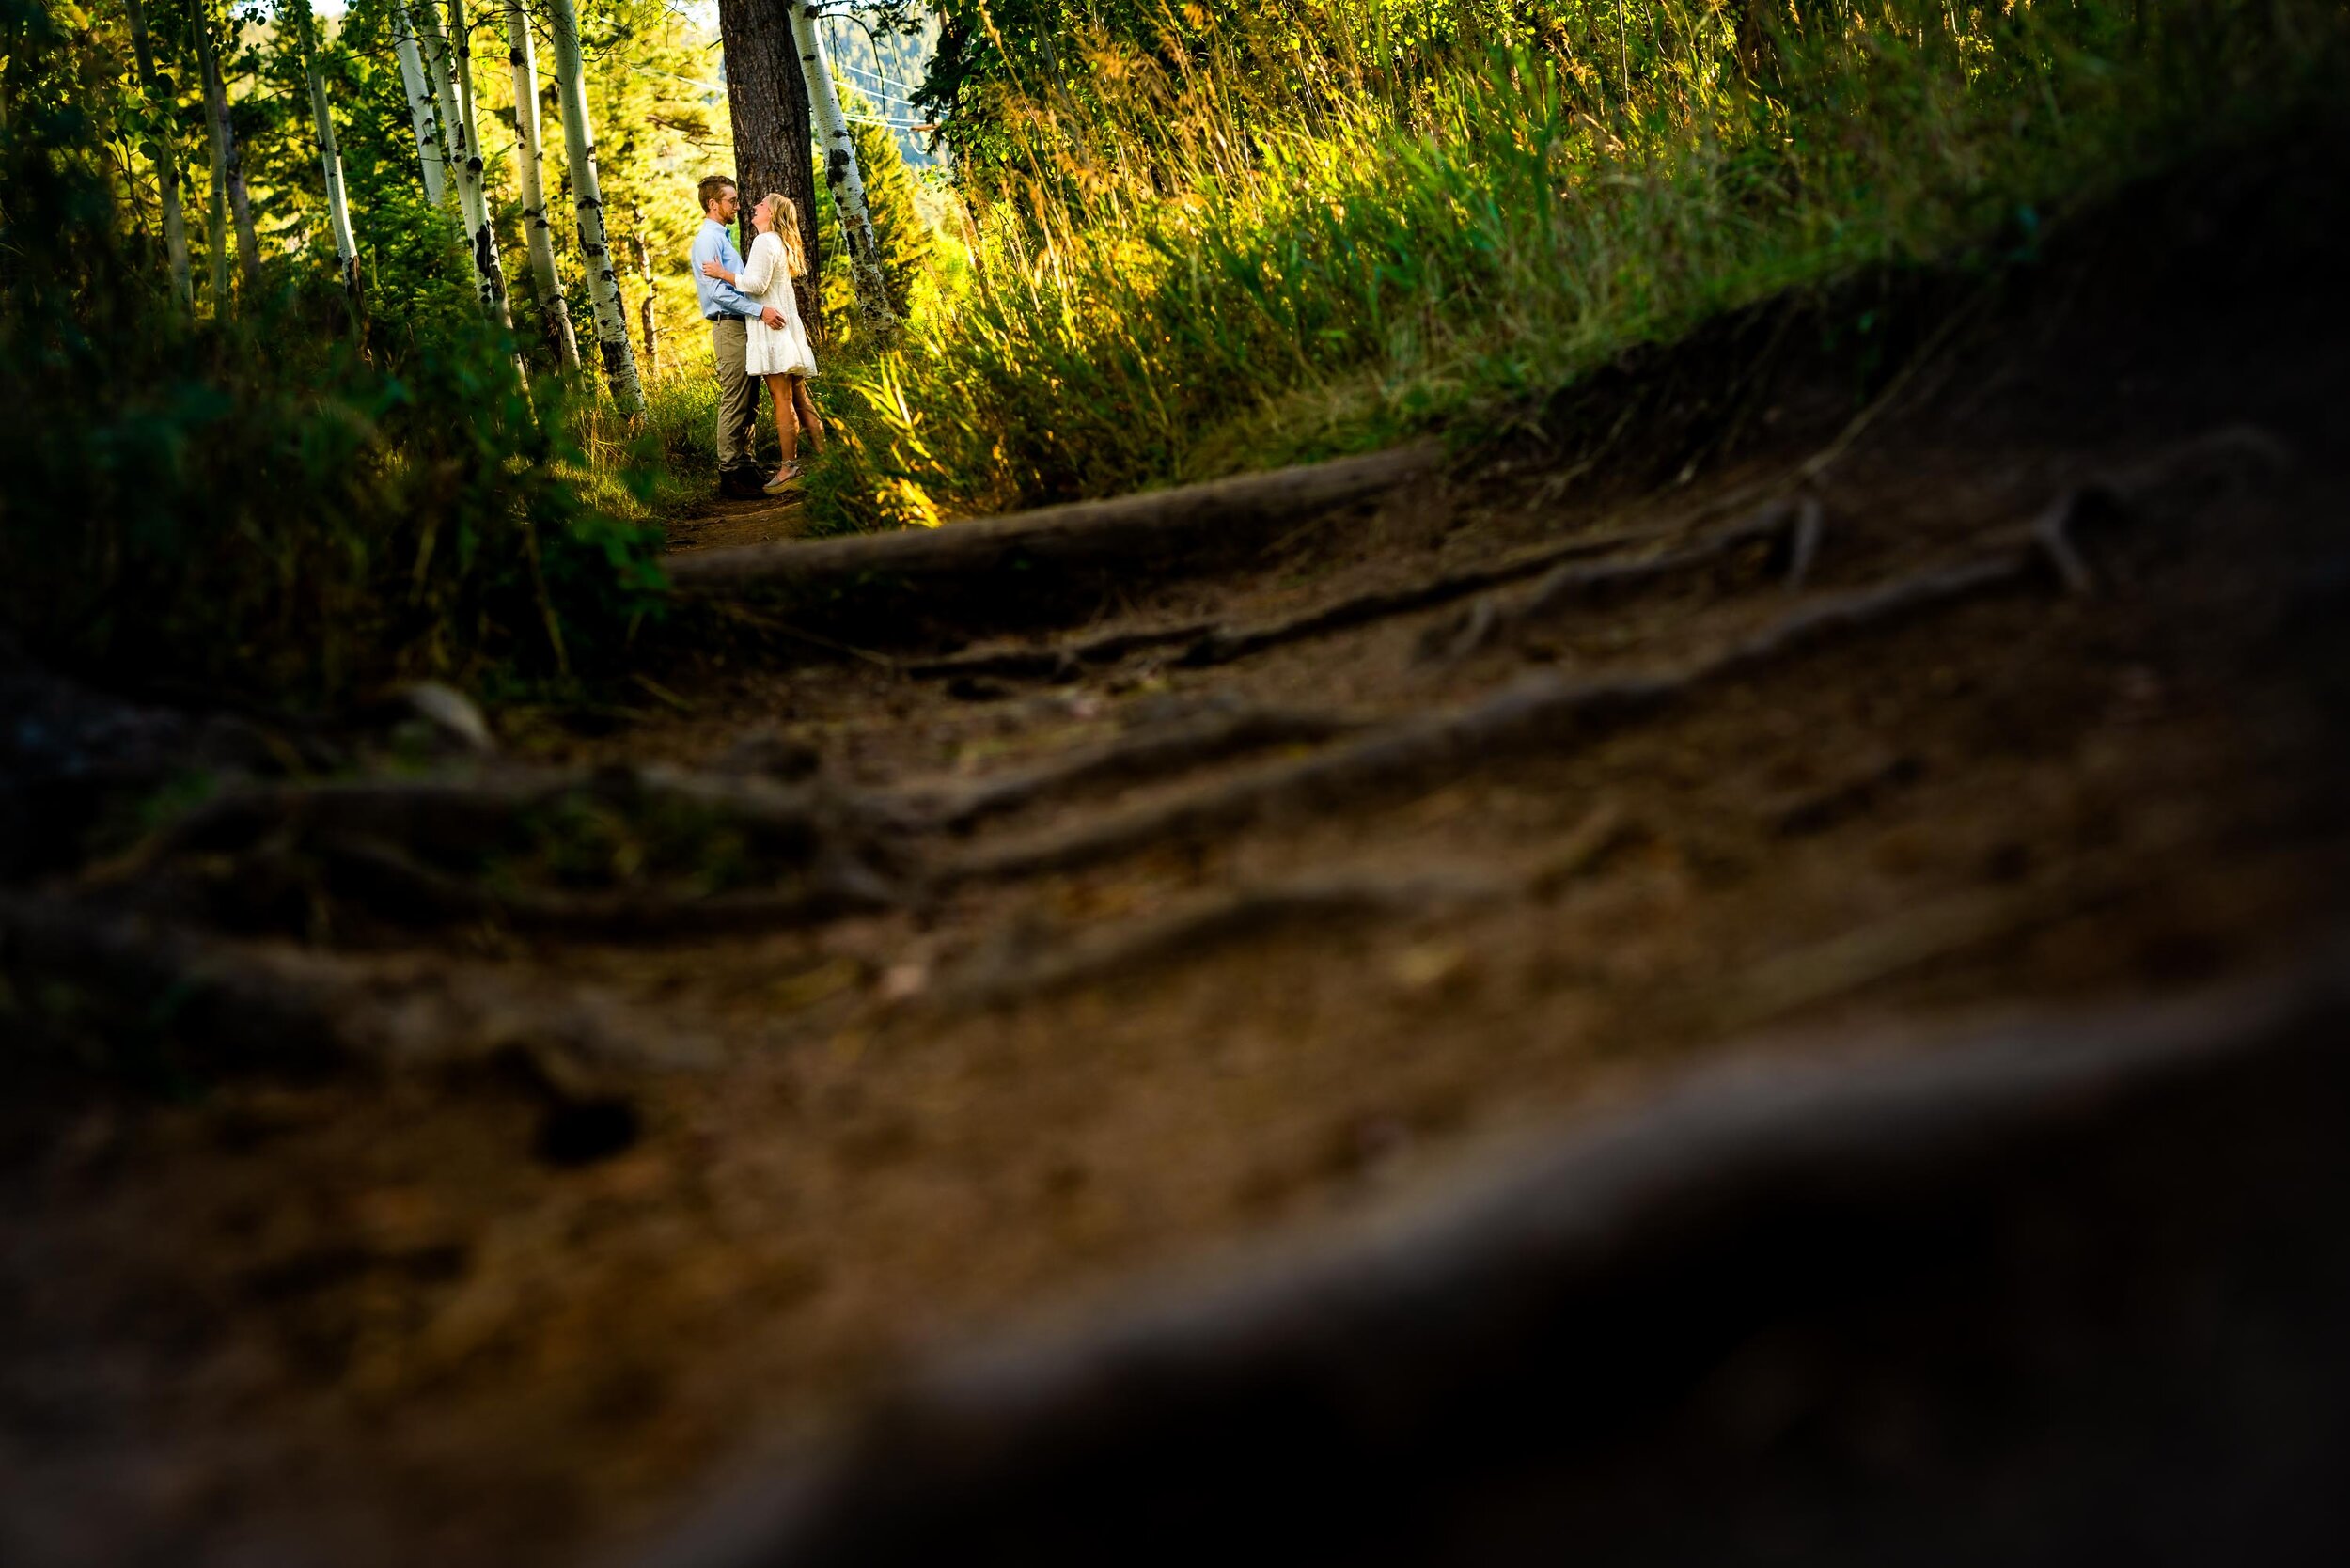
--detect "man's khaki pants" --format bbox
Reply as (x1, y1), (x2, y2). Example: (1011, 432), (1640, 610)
(711, 315), (761, 475)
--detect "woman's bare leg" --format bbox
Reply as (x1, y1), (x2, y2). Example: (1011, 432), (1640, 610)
(765, 374), (798, 471)
(791, 378), (825, 456)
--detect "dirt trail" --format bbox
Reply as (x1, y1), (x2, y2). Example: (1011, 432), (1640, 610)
(5, 150), (2349, 1566)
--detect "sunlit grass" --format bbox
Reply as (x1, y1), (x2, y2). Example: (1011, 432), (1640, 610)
(807, 0), (2347, 533)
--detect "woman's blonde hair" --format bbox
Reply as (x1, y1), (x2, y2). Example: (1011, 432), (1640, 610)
(764, 194), (808, 278)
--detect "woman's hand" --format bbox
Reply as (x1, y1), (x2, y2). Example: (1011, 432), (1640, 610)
(700, 259), (731, 282)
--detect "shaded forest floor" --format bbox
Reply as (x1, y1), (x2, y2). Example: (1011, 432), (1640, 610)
(5, 140), (2349, 1566)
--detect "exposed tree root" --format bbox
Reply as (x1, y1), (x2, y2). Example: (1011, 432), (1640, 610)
(0, 891), (715, 1091)
(1782, 494), (1827, 590)
(112, 761), (906, 939)
(1172, 516), (1768, 670)
(901, 621), (1221, 683)
(666, 442), (1439, 591)
(940, 865), (1517, 1007)
(891, 701), (1382, 832)
(2029, 422), (2290, 594)
(944, 425), (2279, 888)
(142, 764), (870, 863)
(905, 487), (1795, 686)
(299, 834), (899, 938)
(947, 553), (2032, 885)
(64, 429), (2284, 951)
(1424, 496), (1816, 661)
(937, 807), (1645, 1007)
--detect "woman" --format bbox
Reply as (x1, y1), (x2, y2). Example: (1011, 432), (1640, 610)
(700, 193), (824, 494)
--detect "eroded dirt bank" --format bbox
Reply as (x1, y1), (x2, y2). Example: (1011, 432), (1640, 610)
(4, 143), (2348, 1566)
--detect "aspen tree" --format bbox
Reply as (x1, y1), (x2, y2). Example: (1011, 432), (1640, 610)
(446, 0), (514, 327)
(506, 0), (579, 368)
(413, 0), (499, 322)
(195, 0), (261, 295)
(631, 221), (659, 376)
(290, 0), (361, 315)
(124, 0), (191, 312)
(790, 0), (899, 337)
(192, 0), (230, 309)
(389, 0), (447, 206)
(412, 3), (471, 220)
(545, 0), (644, 411)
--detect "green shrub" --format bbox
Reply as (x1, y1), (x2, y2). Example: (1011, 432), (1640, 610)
(0, 3), (666, 706)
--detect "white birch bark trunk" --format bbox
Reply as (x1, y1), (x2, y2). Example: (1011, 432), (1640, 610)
(790, 1), (899, 337)
(124, 0), (192, 314)
(291, 0), (361, 314)
(413, 1), (472, 227)
(389, 1), (446, 207)
(444, 0), (513, 328)
(505, 0), (579, 370)
(546, 0), (644, 411)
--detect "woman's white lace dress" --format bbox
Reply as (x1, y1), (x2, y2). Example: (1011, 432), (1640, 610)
(738, 230), (819, 379)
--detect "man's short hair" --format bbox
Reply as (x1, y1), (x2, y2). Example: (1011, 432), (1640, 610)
(697, 175), (738, 212)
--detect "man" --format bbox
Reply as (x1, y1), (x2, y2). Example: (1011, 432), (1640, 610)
(693, 176), (788, 497)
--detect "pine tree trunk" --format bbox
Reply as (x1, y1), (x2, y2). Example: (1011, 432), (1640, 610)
(193, 0), (231, 310)
(716, 0), (823, 341)
(389, 1), (446, 206)
(124, 0), (192, 314)
(506, 0), (579, 369)
(790, 1), (898, 338)
(444, 0), (512, 328)
(292, 0), (362, 318)
(545, 0), (643, 411)
(198, 0), (261, 295)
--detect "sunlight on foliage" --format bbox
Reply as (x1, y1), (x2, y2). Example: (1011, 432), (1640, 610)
(810, 0), (2349, 531)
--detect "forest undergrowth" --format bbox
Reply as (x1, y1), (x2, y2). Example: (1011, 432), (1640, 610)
(809, 0), (2350, 532)
(7, 0), (2346, 706)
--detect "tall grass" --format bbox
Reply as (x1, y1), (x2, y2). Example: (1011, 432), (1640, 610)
(817, 0), (2349, 531)
(0, 0), (668, 707)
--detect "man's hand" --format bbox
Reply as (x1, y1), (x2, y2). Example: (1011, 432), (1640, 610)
(760, 306), (786, 329)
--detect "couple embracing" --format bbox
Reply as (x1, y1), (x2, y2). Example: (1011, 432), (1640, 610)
(693, 175), (824, 496)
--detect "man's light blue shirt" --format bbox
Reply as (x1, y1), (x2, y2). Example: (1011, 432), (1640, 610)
(692, 218), (760, 321)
